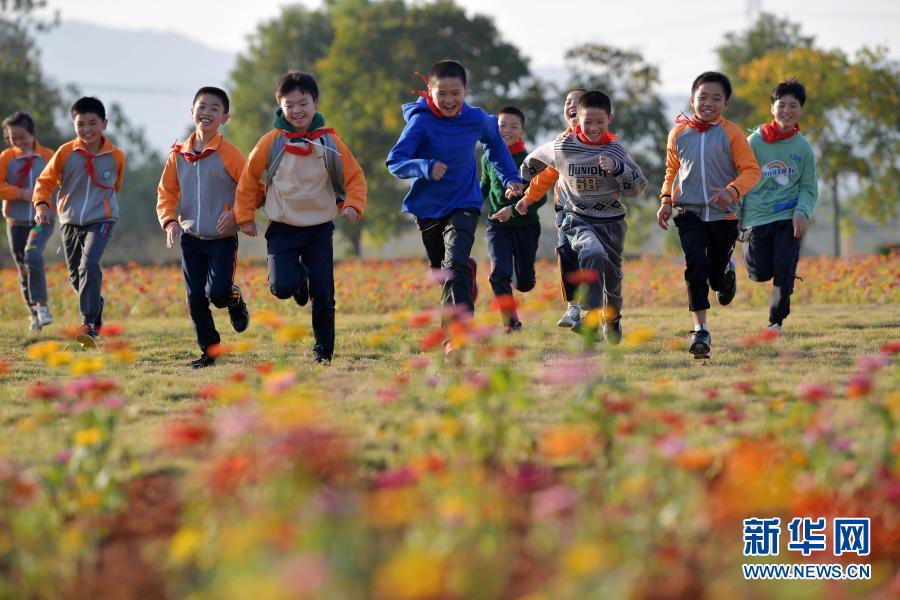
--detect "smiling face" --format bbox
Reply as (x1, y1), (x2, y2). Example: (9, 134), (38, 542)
(577, 106), (612, 142)
(564, 90), (584, 128)
(5, 125), (35, 153)
(279, 89), (318, 131)
(771, 93), (803, 131)
(73, 112), (107, 148)
(429, 76), (467, 117)
(498, 113), (524, 146)
(690, 82), (729, 123)
(191, 93), (229, 137)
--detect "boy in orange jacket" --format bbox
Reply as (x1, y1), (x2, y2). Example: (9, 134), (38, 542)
(157, 86), (257, 368)
(234, 72), (366, 364)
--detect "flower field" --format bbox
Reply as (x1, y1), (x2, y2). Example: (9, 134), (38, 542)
(0, 252), (898, 599)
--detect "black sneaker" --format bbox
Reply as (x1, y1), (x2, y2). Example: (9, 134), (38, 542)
(504, 319), (523, 334)
(313, 345), (332, 364)
(76, 323), (97, 349)
(716, 259), (737, 306)
(293, 275), (309, 307)
(228, 285), (250, 332)
(191, 353), (216, 369)
(689, 328), (711, 359)
(603, 315), (623, 345)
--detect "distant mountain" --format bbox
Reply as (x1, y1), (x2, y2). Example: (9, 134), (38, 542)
(35, 21), (237, 155)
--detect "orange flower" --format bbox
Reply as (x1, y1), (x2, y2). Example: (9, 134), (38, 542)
(490, 294), (517, 312)
(539, 424), (599, 463)
(675, 448), (714, 472)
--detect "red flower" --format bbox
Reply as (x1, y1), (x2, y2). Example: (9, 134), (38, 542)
(27, 381), (62, 400)
(256, 361), (275, 374)
(98, 323), (124, 337)
(795, 383), (831, 403)
(565, 269), (599, 285)
(490, 294), (517, 312)
(846, 375), (873, 398)
(880, 340), (900, 354)
(419, 328), (446, 352)
(165, 419), (214, 449)
(733, 381), (753, 394)
(407, 311), (435, 328)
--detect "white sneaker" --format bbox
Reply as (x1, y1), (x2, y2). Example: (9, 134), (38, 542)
(29, 315), (41, 333)
(557, 305), (581, 328)
(767, 323), (782, 333)
(35, 305), (53, 327)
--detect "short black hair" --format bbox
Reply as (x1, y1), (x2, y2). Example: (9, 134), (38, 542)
(497, 105), (525, 127)
(275, 72), (319, 102)
(2, 111), (36, 135)
(428, 60), (467, 86)
(577, 91), (613, 115)
(566, 88), (587, 96)
(691, 71), (733, 100)
(71, 96), (106, 120)
(771, 78), (806, 106)
(193, 86), (230, 113)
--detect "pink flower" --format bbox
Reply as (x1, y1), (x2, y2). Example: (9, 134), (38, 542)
(541, 357), (599, 386)
(373, 466), (418, 489)
(795, 382), (831, 403)
(855, 353), (889, 374)
(532, 485), (579, 520)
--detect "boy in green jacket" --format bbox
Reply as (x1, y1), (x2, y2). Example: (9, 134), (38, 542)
(480, 105), (546, 331)
(739, 78), (818, 332)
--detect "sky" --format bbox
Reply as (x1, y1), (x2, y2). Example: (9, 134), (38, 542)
(35, 0), (899, 96)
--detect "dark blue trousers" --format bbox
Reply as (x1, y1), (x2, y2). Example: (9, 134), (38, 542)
(486, 220), (540, 298)
(265, 220), (335, 359)
(181, 232), (238, 352)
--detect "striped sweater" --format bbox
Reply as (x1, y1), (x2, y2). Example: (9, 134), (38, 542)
(520, 131), (647, 221)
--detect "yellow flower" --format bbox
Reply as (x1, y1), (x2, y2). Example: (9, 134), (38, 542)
(563, 541), (610, 577)
(26, 340), (60, 361)
(47, 351), (73, 367)
(79, 491), (102, 510)
(582, 309), (603, 329)
(275, 325), (310, 343)
(373, 550), (446, 600)
(232, 340), (253, 353)
(61, 524), (84, 554)
(436, 417), (462, 440)
(445, 384), (475, 406)
(368, 488), (421, 529)
(366, 332), (387, 347)
(169, 527), (203, 563)
(74, 427), (102, 447)
(109, 348), (136, 364)
(70, 356), (104, 376)
(622, 327), (656, 348)
(16, 417), (35, 433)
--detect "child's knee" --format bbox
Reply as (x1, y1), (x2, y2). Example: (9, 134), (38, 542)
(207, 285), (232, 309)
(269, 280), (297, 300)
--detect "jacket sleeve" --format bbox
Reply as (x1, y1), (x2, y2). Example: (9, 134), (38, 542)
(0, 150), (18, 200)
(481, 114), (522, 187)
(660, 125), (682, 201)
(385, 115), (434, 180)
(113, 149), (126, 192)
(725, 122), (762, 197)
(795, 141), (819, 219)
(610, 147), (648, 198)
(479, 152), (492, 202)
(334, 136), (367, 217)
(221, 143), (264, 204)
(33, 146), (67, 207)
(523, 166), (560, 205)
(234, 133), (272, 225)
(156, 151), (180, 229)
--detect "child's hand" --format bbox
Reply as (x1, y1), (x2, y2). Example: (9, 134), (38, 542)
(432, 161), (448, 181)
(792, 214), (808, 239)
(34, 204), (51, 225)
(216, 209), (236, 234)
(165, 222), (183, 248)
(341, 206), (360, 221)
(239, 221), (258, 237)
(599, 155), (618, 173)
(515, 199), (529, 215)
(656, 203), (673, 231)
(490, 206), (513, 223)
(505, 182), (524, 198)
(710, 187), (739, 211)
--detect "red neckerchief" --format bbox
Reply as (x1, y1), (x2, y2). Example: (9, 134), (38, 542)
(14, 154), (37, 187)
(675, 113), (716, 133)
(507, 138), (527, 154)
(574, 126), (616, 146)
(761, 120), (800, 144)
(170, 132), (221, 163)
(412, 71), (461, 119)
(75, 147), (116, 191)
(281, 128), (337, 156)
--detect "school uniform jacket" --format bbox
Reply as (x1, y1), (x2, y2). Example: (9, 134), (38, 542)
(33, 136), (125, 226)
(0, 142), (56, 224)
(157, 132), (252, 239)
(234, 128), (366, 228)
(659, 117), (761, 222)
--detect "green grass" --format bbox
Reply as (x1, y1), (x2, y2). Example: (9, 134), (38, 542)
(2, 302), (896, 471)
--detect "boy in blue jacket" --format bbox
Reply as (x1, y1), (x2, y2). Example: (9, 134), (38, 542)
(386, 60), (523, 335)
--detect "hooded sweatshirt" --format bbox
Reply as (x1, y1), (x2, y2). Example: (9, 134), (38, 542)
(737, 124), (818, 228)
(386, 97), (522, 219)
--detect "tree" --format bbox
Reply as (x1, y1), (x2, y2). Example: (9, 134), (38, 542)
(319, 0), (547, 255)
(715, 12), (814, 124)
(734, 47), (900, 256)
(562, 44), (669, 254)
